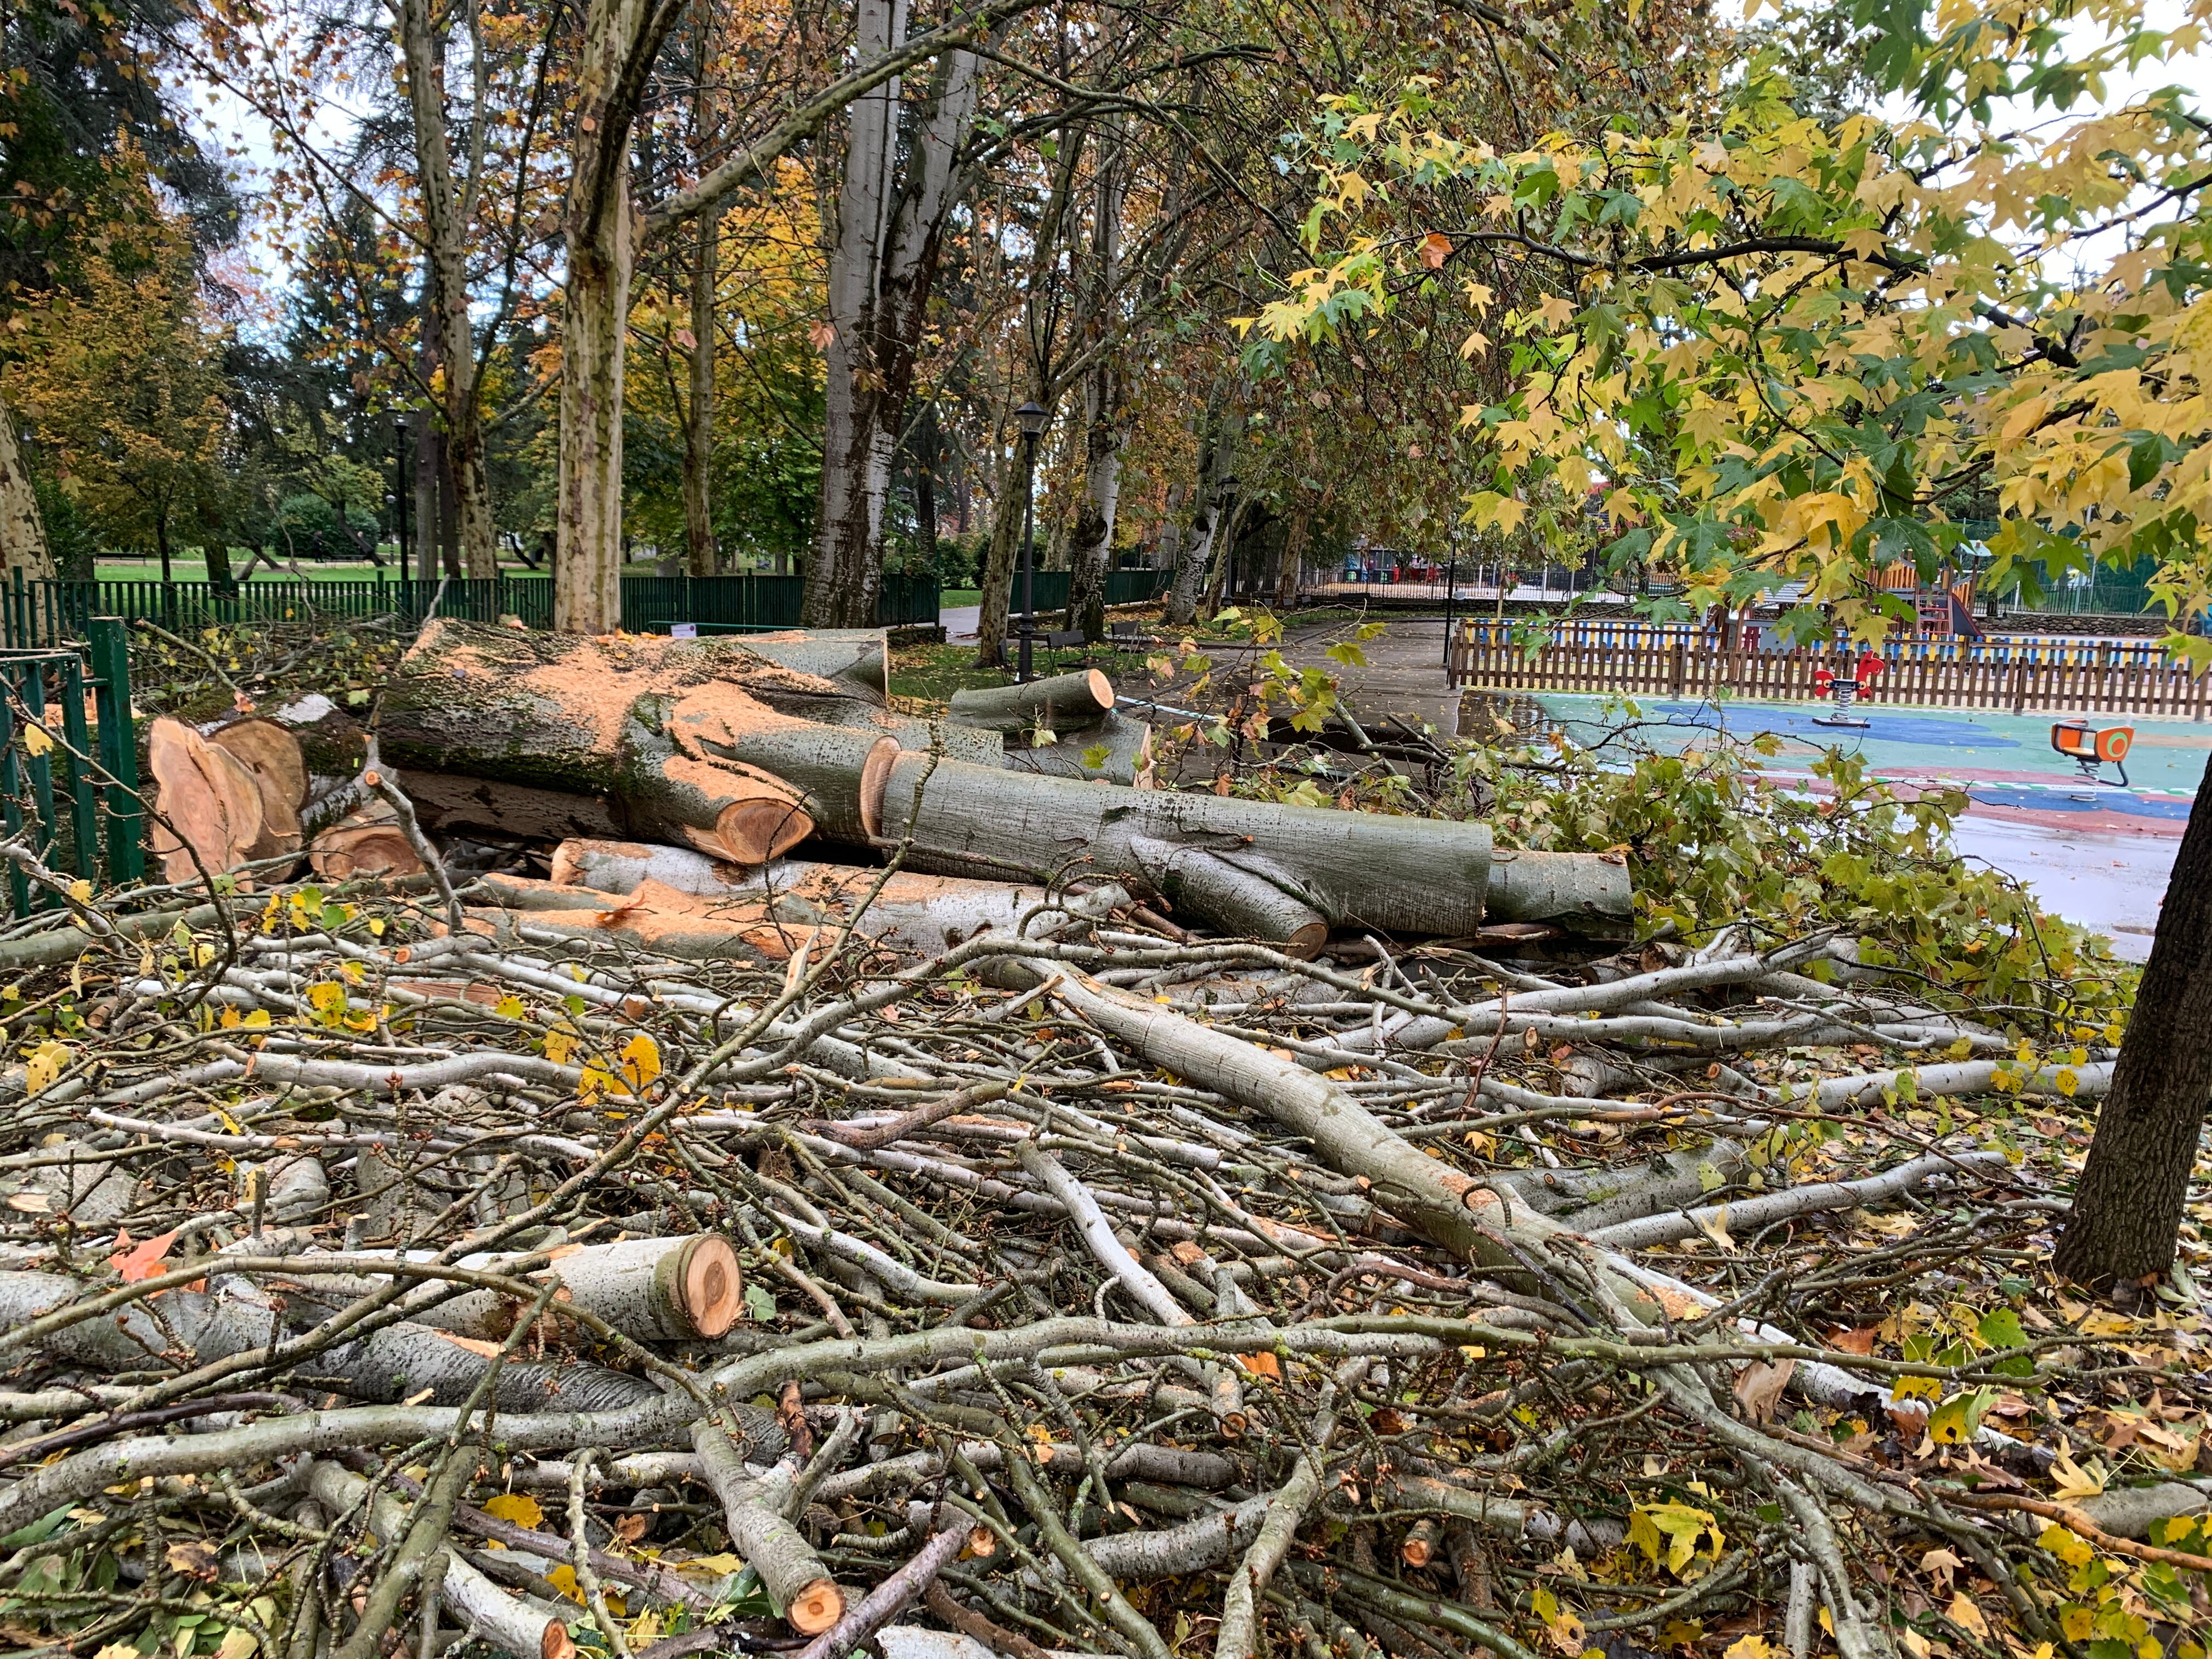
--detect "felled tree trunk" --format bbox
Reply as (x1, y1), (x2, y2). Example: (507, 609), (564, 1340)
(948, 669), (1115, 734)
(378, 622), (951, 862)
(868, 752), (1627, 938)
(951, 670), (1149, 785)
(505, 843), (1131, 958)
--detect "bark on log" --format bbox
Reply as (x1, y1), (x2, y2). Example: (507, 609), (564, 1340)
(480, 857), (1130, 961)
(1130, 836), (1327, 958)
(947, 669), (1114, 734)
(289, 1235), (744, 1344)
(691, 1424), (845, 1634)
(379, 622), (969, 859)
(873, 753), (1624, 936)
(0, 1269), (663, 1414)
(1006, 709), (1153, 787)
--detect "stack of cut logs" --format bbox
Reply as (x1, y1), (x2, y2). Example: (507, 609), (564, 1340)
(145, 620), (1631, 953)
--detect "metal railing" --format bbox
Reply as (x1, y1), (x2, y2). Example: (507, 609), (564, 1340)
(1453, 619), (2187, 670)
(1448, 623), (2212, 719)
(0, 571), (944, 648)
(0, 618), (143, 917)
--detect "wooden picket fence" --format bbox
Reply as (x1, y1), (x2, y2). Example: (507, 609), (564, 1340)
(1448, 627), (2212, 719)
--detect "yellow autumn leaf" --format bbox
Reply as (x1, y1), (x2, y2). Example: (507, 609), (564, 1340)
(67, 878), (91, 904)
(2049, 1445), (2106, 1502)
(481, 1492), (545, 1531)
(1946, 1593), (1989, 1640)
(544, 1029), (577, 1066)
(620, 1032), (662, 1092)
(495, 994), (527, 1020)
(24, 1040), (71, 1094)
(20, 723), (52, 757)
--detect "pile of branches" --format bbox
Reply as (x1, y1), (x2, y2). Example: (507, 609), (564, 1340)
(0, 851), (2205, 1659)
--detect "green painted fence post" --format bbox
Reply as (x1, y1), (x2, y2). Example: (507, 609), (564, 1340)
(85, 617), (145, 885)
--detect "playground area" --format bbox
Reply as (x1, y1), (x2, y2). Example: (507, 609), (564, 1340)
(1501, 690), (2204, 958)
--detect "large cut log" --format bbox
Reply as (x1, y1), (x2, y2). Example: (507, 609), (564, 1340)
(207, 717), (307, 861)
(948, 669), (1115, 734)
(378, 622), (981, 859)
(147, 717), (267, 881)
(949, 672), (1150, 785)
(865, 753), (1628, 937)
(490, 847), (1132, 958)
(309, 799), (427, 882)
(285, 1235), (744, 1344)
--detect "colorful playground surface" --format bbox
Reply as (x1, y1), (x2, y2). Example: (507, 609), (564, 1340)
(1525, 692), (2205, 958)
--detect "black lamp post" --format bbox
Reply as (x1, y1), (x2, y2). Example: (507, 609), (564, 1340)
(1014, 399), (1048, 682)
(1215, 473), (1239, 597)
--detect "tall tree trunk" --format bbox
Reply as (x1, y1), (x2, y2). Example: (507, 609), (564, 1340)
(1275, 500), (1311, 611)
(805, 0), (903, 629)
(682, 210), (718, 576)
(1064, 367), (1121, 640)
(556, 0), (662, 635)
(438, 443), (461, 577)
(0, 394), (54, 583)
(398, 0), (500, 579)
(1164, 404), (1238, 627)
(1164, 504), (1212, 628)
(155, 512), (172, 585)
(1063, 134), (1125, 642)
(680, 15), (719, 581)
(412, 409), (441, 581)
(972, 466), (1024, 668)
(913, 400), (939, 576)
(2052, 754), (2212, 1292)
(805, 5), (980, 628)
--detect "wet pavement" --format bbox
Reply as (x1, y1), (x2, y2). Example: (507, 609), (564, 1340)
(1524, 691), (2204, 960)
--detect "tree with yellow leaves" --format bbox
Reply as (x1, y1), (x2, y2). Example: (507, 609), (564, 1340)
(1255, 0), (2211, 1294)
(2, 188), (229, 582)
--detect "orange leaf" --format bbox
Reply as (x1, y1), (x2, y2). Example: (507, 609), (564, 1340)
(1829, 1327), (1879, 1356)
(111, 1228), (181, 1283)
(1419, 232), (1452, 269)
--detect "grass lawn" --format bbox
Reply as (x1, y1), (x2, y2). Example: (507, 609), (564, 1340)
(939, 588), (983, 606)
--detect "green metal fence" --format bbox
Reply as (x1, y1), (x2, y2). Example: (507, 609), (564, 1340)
(1009, 567), (1174, 617)
(0, 570), (941, 648)
(0, 618), (143, 917)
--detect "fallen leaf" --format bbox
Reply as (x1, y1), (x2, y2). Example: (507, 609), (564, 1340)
(1946, 1592), (1989, 1640)
(110, 1228), (181, 1282)
(482, 1492), (545, 1531)
(166, 1538), (219, 1579)
(1731, 1359), (1795, 1424)
(1829, 1327), (1880, 1356)
(2049, 1444), (2107, 1502)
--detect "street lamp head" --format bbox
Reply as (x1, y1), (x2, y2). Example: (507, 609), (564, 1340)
(1015, 400), (1049, 439)
(1216, 473), (1239, 503)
